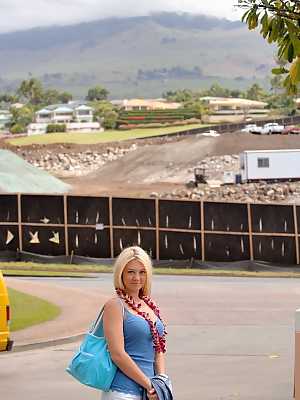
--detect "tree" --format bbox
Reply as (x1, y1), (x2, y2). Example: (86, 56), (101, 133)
(246, 83), (267, 100)
(17, 78), (44, 104)
(102, 110), (118, 129)
(268, 72), (296, 111)
(0, 94), (19, 103)
(86, 86), (109, 101)
(270, 74), (284, 95)
(9, 105), (34, 132)
(162, 89), (193, 102)
(43, 89), (61, 105)
(89, 100), (120, 129)
(237, 1), (300, 93)
(201, 83), (231, 97)
(58, 91), (73, 103)
(42, 89), (72, 105)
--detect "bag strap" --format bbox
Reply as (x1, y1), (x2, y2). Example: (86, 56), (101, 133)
(91, 298), (125, 335)
(89, 306), (105, 334)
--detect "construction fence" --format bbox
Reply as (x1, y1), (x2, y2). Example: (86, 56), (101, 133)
(143, 114), (300, 141)
(0, 194), (300, 266)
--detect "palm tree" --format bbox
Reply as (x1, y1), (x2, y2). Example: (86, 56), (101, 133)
(17, 78), (44, 105)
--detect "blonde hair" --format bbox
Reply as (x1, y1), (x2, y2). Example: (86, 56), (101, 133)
(113, 246), (152, 296)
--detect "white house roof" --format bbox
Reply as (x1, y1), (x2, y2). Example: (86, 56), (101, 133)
(53, 106), (73, 113)
(200, 97), (268, 108)
(36, 102), (93, 114)
(112, 98), (181, 109)
(36, 108), (52, 114)
(75, 104), (92, 110)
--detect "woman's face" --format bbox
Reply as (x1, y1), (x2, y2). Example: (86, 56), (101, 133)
(122, 259), (147, 294)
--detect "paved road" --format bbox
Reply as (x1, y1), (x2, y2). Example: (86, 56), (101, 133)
(1, 275), (299, 399)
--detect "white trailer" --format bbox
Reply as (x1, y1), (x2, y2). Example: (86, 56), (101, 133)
(240, 149), (300, 182)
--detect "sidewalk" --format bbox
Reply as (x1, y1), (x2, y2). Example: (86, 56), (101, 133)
(7, 277), (109, 349)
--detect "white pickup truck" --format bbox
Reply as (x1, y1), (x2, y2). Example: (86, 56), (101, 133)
(247, 122), (285, 134)
(261, 122), (285, 134)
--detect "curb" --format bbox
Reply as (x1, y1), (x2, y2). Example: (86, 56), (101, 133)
(12, 332), (85, 353)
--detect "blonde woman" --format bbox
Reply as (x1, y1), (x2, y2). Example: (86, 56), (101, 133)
(102, 246), (167, 400)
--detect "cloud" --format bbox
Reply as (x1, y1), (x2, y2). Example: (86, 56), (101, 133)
(0, 0), (242, 33)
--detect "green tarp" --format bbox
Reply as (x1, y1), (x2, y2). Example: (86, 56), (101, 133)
(0, 150), (70, 193)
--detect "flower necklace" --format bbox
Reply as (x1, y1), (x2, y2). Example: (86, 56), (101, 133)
(116, 288), (167, 353)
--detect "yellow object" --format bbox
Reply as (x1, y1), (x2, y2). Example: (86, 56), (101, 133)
(0, 271), (13, 351)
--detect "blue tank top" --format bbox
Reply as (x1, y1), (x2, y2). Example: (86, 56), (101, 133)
(110, 307), (164, 396)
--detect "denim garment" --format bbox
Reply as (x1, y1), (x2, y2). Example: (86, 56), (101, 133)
(102, 390), (141, 400)
(110, 308), (164, 396)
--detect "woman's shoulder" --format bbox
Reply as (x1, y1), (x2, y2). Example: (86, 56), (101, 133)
(103, 296), (123, 315)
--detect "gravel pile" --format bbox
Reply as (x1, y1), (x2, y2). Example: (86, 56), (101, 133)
(151, 182), (300, 203)
(25, 144), (138, 177)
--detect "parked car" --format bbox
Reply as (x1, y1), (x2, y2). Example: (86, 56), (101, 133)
(248, 125), (264, 134)
(0, 271), (13, 351)
(282, 126), (300, 135)
(241, 124), (259, 133)
(261, 122), (284, 134)
(201, 130), (219, 137)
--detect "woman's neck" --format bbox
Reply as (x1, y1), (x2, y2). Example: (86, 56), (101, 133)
(123, 290), (141, 303)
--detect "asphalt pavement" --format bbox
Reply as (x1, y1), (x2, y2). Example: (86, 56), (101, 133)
(1, 274), (299, 399)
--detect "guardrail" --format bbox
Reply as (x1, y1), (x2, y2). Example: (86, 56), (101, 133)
(133, 115), (300, 141)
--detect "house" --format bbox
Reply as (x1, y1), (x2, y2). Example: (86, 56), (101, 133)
(10, 102), (25, 109)
(28, 102), (102, 134)
(35, 102), (94, 123)
(0, 110), (12, 131)
(111, 98), (181, 111)
(200, 97), (269, 123)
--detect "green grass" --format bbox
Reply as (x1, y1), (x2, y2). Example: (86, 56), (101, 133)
(4, 270), (94, 277)
(6, 124), (207, 146)
(8, 287), (61, 331)
(2, 262), (300, 278)
(0, 262), (112, 273)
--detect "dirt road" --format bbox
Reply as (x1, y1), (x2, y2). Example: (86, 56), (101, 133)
(64, 132), (300, 196)
(4, 131), (300, 197)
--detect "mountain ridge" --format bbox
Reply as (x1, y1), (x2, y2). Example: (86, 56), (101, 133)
(0, 12), (274, 98)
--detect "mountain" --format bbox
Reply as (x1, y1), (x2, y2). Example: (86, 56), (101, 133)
(0, 12), (275, 98)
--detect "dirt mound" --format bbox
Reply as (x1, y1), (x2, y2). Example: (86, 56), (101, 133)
(66, 132), (300, 196)
(4, 131), (300, 198)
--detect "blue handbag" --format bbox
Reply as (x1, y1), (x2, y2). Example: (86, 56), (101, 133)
(66, 306), (117, 391)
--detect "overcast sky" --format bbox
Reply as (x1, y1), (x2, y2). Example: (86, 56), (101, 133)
(0, 0), (243, 33)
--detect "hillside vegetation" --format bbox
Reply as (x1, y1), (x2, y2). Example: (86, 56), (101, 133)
(0, 12), (275, 97)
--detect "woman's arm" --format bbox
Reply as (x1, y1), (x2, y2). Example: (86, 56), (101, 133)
(103, 298), (152, 391)
(154, 351), (166, 375)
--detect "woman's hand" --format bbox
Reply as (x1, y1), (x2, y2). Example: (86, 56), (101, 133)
(147, 387), (158, 400)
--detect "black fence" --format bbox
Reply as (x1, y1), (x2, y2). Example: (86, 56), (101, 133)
(136, 115), (300, 141)
(0, 194), (299, 265)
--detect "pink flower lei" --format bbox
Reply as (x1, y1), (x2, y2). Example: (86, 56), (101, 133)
(116, 288), (167, 353)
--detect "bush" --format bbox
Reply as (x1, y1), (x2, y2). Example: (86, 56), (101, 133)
(118, 109), (198, 126)
(103, 110), (118, 129)
(10, 124), (25, 134)
(46, 124), (67, 133)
